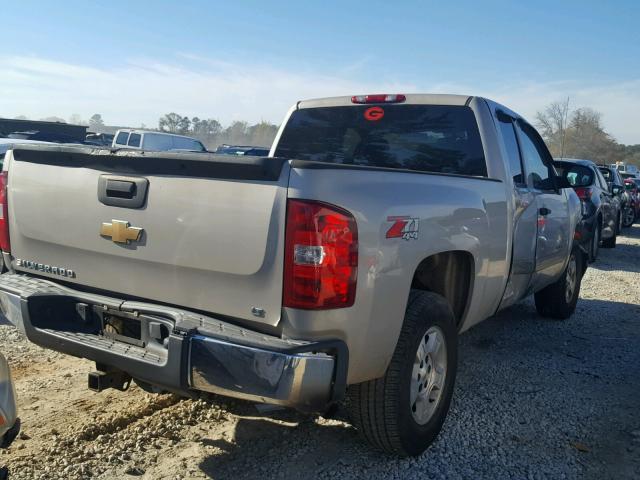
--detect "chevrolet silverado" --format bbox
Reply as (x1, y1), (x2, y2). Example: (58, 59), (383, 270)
(0, 94), (585, 456)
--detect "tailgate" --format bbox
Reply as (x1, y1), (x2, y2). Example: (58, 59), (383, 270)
(6, 146), (289, 327)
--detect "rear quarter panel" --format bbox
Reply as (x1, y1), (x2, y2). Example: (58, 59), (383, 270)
(282, 167), (509, 384)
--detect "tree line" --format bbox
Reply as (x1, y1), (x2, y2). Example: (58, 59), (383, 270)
(157, 113), (278, 149)
(535, 99), (639, 167)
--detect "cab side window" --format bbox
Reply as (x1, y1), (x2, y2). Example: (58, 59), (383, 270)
(595, 168), (609, 191)
(515, 121), (554, 191)
(128, 133), (141, 147)
(115, 131), (129, 145)
(496, 111), (525, 187)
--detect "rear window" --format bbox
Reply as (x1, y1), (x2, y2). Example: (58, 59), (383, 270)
(555, 162), (594, 187)
(143, 133), (173, 151)
(274, 105), (487, 177)
(172, 136), (206, 152)
(115, 132), (129, 145)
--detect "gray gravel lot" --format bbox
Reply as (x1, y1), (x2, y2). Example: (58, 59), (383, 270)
(1, 225), (639, 479)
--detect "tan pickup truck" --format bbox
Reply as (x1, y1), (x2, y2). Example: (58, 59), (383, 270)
(0, 94), (585, 456)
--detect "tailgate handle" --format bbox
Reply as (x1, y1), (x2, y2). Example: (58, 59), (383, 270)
(106, 180), (136, 198)
(98, 175), (149, 209)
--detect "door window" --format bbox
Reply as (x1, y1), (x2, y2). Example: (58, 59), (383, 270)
(515, 121), (554, 191)
(496, 112), (524, 186)
(595, 168), (609, 191)
(115, 131), (129, 145)
(128, 133), (141, 147)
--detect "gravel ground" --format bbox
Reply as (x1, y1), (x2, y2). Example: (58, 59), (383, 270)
(1, 226), (639, 479)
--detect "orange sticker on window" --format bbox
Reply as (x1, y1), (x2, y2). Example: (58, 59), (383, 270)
(364, 106), (384, 121)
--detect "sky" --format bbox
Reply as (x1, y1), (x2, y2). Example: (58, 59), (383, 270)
(1, 0), (639, 143)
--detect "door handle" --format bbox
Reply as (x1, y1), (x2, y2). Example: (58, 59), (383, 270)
(539, 207), (551, 216)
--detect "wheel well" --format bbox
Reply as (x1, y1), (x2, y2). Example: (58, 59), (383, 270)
(410, 251), (473, 326)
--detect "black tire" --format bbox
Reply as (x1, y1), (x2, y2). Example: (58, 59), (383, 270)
(347, 290), (457, 457)
(602, 229), (617, 248)
(534, 248), (583, 320)
(588, 222), (600, 263)
(616, 211), (623, 234)
(623, 206), (635, 228)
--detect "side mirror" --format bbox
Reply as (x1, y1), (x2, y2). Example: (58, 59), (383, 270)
(612, 185), (623, 195)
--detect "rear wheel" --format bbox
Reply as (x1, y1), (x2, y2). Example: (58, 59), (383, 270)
(534, 248), (583, 320)
(602, 228), (617, 248)
(623, 206), (635, 228)
(347, 291), (457, 456)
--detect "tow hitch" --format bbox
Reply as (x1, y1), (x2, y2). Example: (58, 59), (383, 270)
(88, 365), (132, 392)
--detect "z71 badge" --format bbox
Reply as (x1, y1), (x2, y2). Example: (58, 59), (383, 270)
(386, 216), (419, 241)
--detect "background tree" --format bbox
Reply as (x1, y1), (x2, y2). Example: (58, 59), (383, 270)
(156, 113), (282, 150)
(536, 101), (633, 166)
(68, 114), (87, 125)
(158, 112), (191, 134)
(89, 114), (105, 131)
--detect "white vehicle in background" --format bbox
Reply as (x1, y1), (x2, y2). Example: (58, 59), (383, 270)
(611, 162), (639, 177)
(111, 130), (207, 153)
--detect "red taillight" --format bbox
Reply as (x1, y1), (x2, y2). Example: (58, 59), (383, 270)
(351, 94), (406, 104)
(574, 187), (592, 201)
(284, 199), (358, 309)
(0, 171), (9, 253)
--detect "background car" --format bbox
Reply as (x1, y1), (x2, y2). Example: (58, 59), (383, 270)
(112, 129), (207, 153)
(214, 144), (270, 156)
(598, 165), (626, 233)
(85, 132), (114, 146)
(623, 178), (640, 225)
(555, 158), (619, 260)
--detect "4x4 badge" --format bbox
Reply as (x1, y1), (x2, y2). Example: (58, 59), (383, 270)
(386, 216), (419, 241)
(100, 220), (143, 244)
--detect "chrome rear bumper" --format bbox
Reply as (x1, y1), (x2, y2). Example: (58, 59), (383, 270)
(0, 273), (347, 412)
(190, 335), (337, 410)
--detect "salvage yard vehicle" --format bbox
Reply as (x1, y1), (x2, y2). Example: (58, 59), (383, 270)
(0, 94), (586, 457)
(112, 129), (207, 152)
(554, 158), (620, 259)
(623, 179), (639, 227)
(598, 165), (626, 232)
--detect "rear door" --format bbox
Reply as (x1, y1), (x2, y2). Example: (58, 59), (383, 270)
(494, 111), (537, 307)
(514, 121), (570, 280)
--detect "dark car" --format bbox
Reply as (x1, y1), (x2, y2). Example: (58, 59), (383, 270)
(624, 178), (640, 225)
(85, 132), (115, 146)
(555, 159), (620, 259)
(214, 144), (270, 156)
(598, 165), (628, 230)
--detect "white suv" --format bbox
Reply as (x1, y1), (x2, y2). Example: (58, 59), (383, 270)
(112, 130), (207, 152)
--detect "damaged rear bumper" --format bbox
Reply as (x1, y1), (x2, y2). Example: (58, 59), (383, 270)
(0, 273), (347, 412)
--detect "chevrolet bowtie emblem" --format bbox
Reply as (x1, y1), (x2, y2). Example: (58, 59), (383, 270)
(100, 220), (143, 244)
